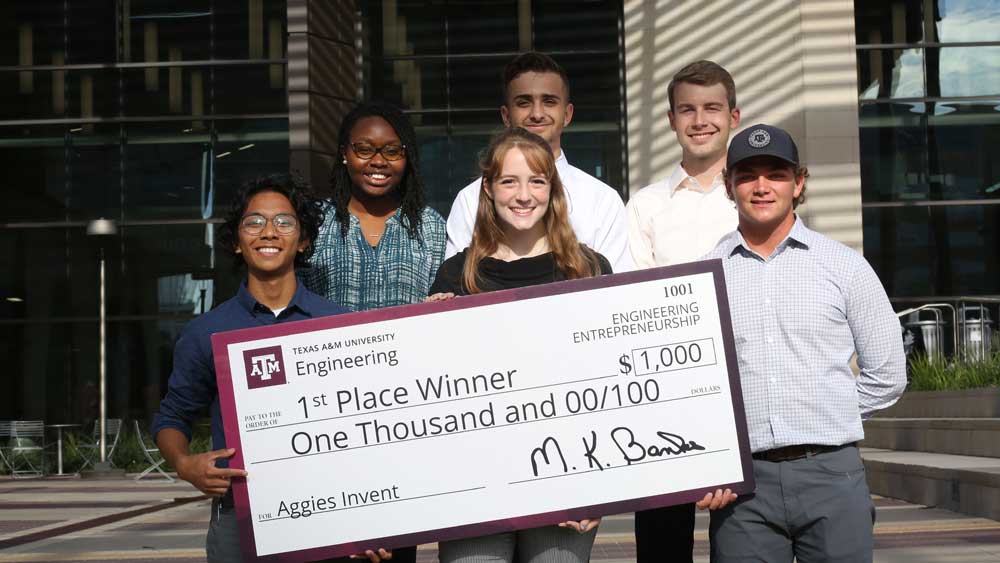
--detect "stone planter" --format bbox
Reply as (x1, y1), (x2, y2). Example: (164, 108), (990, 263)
(876, 387), (1000, 418)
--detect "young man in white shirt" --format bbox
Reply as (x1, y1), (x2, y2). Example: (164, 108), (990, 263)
(445, 52), (632, 273)
(626, 60), (741, 563)
(626, 60), (740, 268)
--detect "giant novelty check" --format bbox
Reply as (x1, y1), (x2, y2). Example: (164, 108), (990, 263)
(212, 260), (754, 562)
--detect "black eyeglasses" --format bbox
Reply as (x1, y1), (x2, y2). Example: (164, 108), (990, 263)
(350, 142), (406, 161)
(240, 213), (299, 235)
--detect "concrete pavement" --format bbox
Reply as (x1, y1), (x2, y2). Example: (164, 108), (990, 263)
(2, 476), (1000, 562)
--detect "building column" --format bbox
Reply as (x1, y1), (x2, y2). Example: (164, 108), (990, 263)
(622, 0), (863, 250)
(287, 0), (362, 193)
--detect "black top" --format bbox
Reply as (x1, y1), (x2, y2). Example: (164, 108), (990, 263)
(429, 246), (613, 295)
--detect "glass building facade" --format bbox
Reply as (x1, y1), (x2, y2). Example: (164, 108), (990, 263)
(855, 0), (1000, 298)
(0, 1), (628, 424)
(1, 1), (291, 424)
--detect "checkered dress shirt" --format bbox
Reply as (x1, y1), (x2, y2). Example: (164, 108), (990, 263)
(703, 217), (906, 453)
(304, 206), (446, 312)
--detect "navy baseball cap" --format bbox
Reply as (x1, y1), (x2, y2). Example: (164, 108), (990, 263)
(726, 124), (799, 170)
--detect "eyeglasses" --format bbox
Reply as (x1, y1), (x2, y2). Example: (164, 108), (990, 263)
(350, 142), (406, 161)
(240, 213), (299, 235)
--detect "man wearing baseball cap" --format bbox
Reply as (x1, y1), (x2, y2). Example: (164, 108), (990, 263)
(702, 124), (906, 562)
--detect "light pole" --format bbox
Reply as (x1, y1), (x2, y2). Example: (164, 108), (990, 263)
(83, 218), (124, 478)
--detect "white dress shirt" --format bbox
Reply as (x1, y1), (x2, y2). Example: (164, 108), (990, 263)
(626, 164), (737, 268)
(445, 151), (633, 273)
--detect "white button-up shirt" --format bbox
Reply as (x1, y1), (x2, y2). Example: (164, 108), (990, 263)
(444, 151), (633, 273)
(702, 218), (907, 452)
(626, 164), (737, 268)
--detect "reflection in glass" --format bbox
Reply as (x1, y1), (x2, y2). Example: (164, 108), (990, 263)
(854, 0), (923, 45)
(865, 204), (1000, 297)
(859, 103), (928, 201)
(936, 0), (1000, 42)
(934, 47), (1000, 98)
(928, 100), (1000, 200)
(857, 49), (924, 99)
(124, 123), (211, 220)
(862, 206), (934, 297)
(213, 118), (290, 215)
(0, 125), (67, 222)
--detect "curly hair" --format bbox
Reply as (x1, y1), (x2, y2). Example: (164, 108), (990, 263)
(330, 102), (426, 239)
(218, 173), (325, 269)
(463, 128), (602, 293)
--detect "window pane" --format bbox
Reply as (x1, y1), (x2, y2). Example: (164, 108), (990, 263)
(928, 100), (1000, 200)
(67, 3), (118, 64)
(215, 0), (287, 60)
(859, 103), (928, 202)
(854, 0), (923, 45)
(122, 64), (286, 117)
(864, 204), (1000, 297)
(68, 123), (123, 221)
(126, 4), (211, 63)
(213, 118), (290, 215)
(533, 0), (620, 53)
(863, 206), (934, 297)
(935, 0), (1000, 42)
(857, 48), (924, 99)
(0, 126), (68, 222)
(0, 124), (126, 222)
(932, 47), (1000, 98)
(0, 3), (66, 67)
(1, 227), (93, 321)
(124, 123), (211, 220)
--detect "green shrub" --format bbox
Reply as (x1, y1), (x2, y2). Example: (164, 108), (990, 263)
(908, 352), (1000, 391)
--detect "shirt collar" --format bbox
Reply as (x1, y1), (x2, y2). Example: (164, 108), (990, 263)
(725, 215), (812, 259)
(348, 208), (403, 227)
(554, 151), (574, 215)
(236, 280), (316, 317)
(668, 163), (724, 197)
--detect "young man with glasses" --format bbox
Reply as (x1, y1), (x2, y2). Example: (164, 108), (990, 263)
(152, 175), (398, 562)
(444, 51), (632, 273)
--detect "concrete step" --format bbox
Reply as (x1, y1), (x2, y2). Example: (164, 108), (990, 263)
(863, 418), (1000, 458)
(879, 388), (1000, 418)
(862, 448), (1000, 522)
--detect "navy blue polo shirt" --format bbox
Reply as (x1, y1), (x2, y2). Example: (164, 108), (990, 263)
(151, 281), (347, 467)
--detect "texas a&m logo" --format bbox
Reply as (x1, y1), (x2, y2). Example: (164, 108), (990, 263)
(243, 345), (287, 389)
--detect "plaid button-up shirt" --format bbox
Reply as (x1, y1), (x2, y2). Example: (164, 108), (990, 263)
(304, 206), (446, 312)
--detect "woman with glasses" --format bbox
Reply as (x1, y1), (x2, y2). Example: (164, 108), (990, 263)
(304, 102), (446, 314)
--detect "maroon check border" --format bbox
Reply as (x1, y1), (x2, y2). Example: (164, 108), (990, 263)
(210, 259), (754, 562)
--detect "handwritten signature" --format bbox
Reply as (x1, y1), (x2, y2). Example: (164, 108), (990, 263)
(530, 428), (706, 477)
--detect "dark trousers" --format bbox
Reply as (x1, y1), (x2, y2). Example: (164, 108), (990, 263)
(312, 546), (416, 563)
(634, 503), (696, 563)
(709, 445), (874, 562)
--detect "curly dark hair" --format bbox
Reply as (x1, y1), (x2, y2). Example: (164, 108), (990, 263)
(331, 102), (426, 239)
(218, 173), (325, 269)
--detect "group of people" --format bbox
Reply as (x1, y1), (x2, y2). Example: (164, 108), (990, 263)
(151, 51), (907, 563)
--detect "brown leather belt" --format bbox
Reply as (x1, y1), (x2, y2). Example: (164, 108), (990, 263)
(752, 442), (855, 462)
